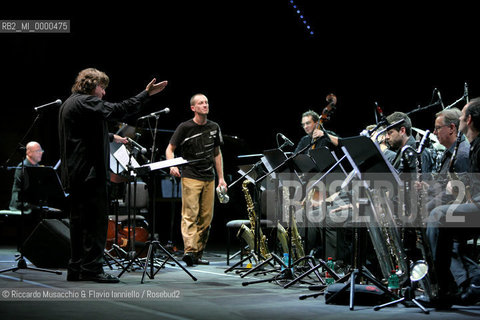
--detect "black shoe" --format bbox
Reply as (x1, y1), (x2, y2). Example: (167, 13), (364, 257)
(195, 258), (209, 265)
(182, 254), (194, 267)
(460, 283), (480, 305)
(79, 272), (120, 283)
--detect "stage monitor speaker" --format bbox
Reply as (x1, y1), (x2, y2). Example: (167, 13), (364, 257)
(22, 219), (71, 268)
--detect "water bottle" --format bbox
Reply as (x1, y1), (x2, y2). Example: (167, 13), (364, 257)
(325, 257), (335, 285)
(281, 253), (289, 271)
(388, 269), (400, 296)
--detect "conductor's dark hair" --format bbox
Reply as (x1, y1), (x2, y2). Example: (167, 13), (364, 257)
(71, 68), (109, 94)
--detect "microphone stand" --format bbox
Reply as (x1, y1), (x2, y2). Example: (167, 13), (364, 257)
(405, 100), (441, 116)
(118, 113), (197, 283)
(444, 93), (469, 110)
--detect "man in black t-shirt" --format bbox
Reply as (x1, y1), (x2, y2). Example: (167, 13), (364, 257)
(166, 93), (227, 266)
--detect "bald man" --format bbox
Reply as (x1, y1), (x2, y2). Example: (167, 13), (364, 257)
(9, 141), (44, 211)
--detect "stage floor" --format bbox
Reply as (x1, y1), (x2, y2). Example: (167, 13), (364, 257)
(1, 244), (480, 320)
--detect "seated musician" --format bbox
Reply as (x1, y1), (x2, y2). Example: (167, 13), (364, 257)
(425, 98), (480, 307)
(9, 141), (44, 213)
(295, 110), (338, 154)
(421, 108), (470, 212)
(384, 111), (434, 173)
(293, 110), (351, 266)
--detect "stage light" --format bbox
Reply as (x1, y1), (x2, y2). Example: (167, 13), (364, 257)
(288, 0), (315, 37)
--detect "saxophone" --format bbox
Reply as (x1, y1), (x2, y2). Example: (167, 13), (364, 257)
(400, 131), (439, 300)
(237, 179), (271, 259)
(277, 186), (305, 262)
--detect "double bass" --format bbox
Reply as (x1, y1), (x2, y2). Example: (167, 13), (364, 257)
(311, 93), (337, 149)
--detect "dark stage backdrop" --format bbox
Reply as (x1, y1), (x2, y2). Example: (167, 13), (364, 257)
(1, 2), (478, 243)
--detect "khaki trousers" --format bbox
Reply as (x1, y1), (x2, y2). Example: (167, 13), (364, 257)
(181, 177), (215, 256)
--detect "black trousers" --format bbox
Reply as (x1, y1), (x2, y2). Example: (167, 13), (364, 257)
(68, 179), (108, 275)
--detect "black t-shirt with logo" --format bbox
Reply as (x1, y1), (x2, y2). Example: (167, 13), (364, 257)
(169, 119), (223, 181)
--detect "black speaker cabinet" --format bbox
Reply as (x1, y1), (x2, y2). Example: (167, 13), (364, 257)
(22, 219), (71, 268)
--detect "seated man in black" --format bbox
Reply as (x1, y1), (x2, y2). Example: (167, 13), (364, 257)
(9, 141), (44, 213)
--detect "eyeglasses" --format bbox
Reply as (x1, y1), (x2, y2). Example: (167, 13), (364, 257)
(32, 149), (44, 153)
(434, 124), (449, 132)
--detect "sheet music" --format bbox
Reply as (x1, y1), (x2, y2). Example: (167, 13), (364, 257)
(141, 157), (187, 171)
(112, 144), (140, 171)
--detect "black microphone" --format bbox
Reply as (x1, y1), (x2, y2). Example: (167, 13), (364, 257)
(375, 102), (388, 124)
(279, 133), (294, 147)
(34, 99), (62, 113)
(127, 137), (147, 154)
(436, 88), (445, 109)
(375, 102), (384, 119)
(138, 107), (170, 120)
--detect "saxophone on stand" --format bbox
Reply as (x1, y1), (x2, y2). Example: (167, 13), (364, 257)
(236, 179), (271, 260)
(277, 186), (305, 262)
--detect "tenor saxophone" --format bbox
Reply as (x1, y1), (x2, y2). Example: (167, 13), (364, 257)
(239, 179), (271, 259)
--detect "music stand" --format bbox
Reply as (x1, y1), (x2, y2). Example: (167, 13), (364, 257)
(117, 157), (197, 283)
(23, 166), (68, 210)
(0, 166), (65, 275)
(283, 147), (348, 289)
(323, 136), (407, 310)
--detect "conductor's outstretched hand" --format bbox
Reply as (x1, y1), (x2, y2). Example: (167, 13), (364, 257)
(146, 78), (168, 96)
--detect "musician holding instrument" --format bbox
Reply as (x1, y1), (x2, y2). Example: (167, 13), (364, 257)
(59, 68), (168, 283)
(425, 98), (480, 307)
(420, 108), (470, 212)
(385, 111), (434, 173)
(294, 109), (339, 154)
(294, 107), (351, 264)
(166, 93), (227, 267)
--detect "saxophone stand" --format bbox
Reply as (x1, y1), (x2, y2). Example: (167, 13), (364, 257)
(224, 160), (276, 274)
(241, 149), (302, 286)
(118, 158), (197, 283)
